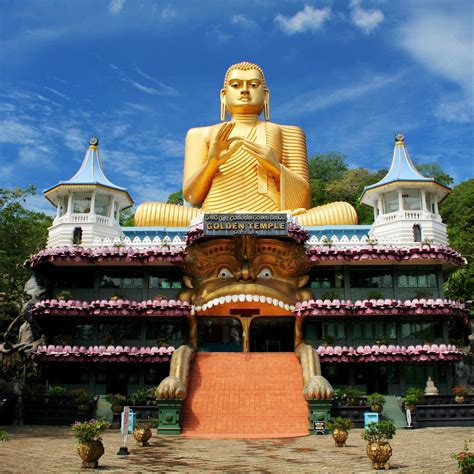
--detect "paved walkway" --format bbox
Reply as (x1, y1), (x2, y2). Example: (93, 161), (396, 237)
(0, 425), (472, 473)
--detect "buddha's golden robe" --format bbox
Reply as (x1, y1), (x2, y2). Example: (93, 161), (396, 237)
(135, 122), (356, 227)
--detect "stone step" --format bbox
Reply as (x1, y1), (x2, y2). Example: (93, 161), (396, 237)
(383, 395), (407, 428)
(182, 352), (308, 438)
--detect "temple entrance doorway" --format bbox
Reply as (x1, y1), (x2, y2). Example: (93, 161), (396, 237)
(249, 317), (294, 352)
(365, 365), (389, 394)
(197, 318), (243, 352)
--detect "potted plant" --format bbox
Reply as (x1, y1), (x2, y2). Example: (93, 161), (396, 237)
(48, 385), (68, 404)
(71, 419), (109, 468)
(105, 393), (126, 414)
(326, 417), (354, 447)
(367, 393), (386, 413)
(133, 421), (152, 447)
(69, 389), (94, 414)
(128, 388), (148, 406)
(362, 420), (396, 470)
(452, 386), (469, 404)
(404, 387), (425, 411)
(345, 387), (365, 406)
(451, 440), (474, 474)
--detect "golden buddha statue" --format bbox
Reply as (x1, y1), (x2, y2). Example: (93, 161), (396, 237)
(135, 62), (357, 227)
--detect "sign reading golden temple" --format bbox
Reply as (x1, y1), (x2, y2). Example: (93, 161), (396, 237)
(203, 213), (288, 236)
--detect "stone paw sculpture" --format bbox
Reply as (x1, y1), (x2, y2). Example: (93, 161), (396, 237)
(303, 375), (334, 400)
(156, 376), (187, 400)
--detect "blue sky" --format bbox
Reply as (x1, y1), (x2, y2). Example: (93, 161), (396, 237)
(1, 0), (472, 214)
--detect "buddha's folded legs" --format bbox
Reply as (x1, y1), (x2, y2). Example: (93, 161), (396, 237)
(135, 200), (358, 227)
(135, 202), (202, 227)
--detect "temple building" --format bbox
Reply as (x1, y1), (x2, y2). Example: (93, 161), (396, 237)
(22, 62), (469, 437)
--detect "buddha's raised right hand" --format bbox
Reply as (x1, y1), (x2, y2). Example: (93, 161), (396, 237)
(208, 122), (242, 171)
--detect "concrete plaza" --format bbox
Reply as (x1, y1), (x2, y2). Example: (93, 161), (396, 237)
(0, 425), (471, 473)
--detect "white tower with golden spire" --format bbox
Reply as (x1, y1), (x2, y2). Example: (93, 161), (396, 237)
(44, 137), (133, 248)
(360, 133), (450, 245)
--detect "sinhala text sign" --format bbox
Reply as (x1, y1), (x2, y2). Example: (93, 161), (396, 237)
(203, 213), (288, 236)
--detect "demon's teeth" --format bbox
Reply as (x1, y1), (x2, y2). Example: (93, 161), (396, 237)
(238, 294), (246, 302)
(208, 300), (214, 308)
(290, 305), (295, 311)
(219, 297), (226, 305)
(266, 297), (273, 305)
(252, 295), (260, 302)
(272, 298), (279, 306)
(278, 301), (284, 308)
(225, 295), (232, 303)
(195, 306), (202, 312)
(284, 304), (290, 311)
(232, 295), (239, 302)
(202, 303), (208, 311)
(245, 294), (252, 302)
(259, 295), (266, 303)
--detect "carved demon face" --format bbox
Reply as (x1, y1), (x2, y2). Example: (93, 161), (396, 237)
(179, 236), (312, 313)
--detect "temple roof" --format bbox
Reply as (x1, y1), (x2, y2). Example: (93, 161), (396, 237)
(360, 133), (450, 204)
(44, 137), (133, 205)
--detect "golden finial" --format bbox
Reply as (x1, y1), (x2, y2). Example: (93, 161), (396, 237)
(89, 136), (99, 150)
(395, 132), (405, 146)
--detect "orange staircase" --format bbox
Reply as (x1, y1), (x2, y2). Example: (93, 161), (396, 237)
(181, 352), (308, 438)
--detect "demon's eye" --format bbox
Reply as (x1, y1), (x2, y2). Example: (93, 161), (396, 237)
(257, 267), (273, 280)
(217, 267), (234, 280)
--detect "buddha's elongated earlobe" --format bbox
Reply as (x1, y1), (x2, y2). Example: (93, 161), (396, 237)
(220, 89), (226, 121)
(264, 89), (270, 121)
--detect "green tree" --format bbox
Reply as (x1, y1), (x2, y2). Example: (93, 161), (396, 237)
(0, 186), (52, 330)
(167, 190), (184, 205)
(119, 208), (134, 226)
(415, 163), (454, 186)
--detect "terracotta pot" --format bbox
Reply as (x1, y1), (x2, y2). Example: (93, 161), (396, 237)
(371, 403), (383, 413)
(111, 404), (124, 414)
(454, 395), (466, 404)
(332, 428), (348, 447)
(77, 440), (104, 469)
(366, 442), (392, 470)
(133, 427), (152, 446)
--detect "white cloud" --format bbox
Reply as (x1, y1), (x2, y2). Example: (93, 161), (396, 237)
(275, 5), (331, 35)
(63, 128), (86, 152)
(109, 0), (126, 15)
(279, 71), (405, 116)
(349, 0), (384, 34)
(0, 120), (41, 145)
(396, 8), (473, 95)
(434, 98), (473, 124)
(231, 14), (258, 30)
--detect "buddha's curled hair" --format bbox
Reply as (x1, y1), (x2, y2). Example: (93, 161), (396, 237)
(223, 62), (266, 88)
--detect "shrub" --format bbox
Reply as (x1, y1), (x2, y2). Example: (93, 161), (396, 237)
(128, 389), (148, 406)
(452, 386), (469, 397)
(71, 419), (109, 443)
(404, 387), (424, 407)
(326, 417), (354, 431)
(367, 393), (386, 406)
(69, 389), (94, 405)
(48, 385), (68, 400)
(451, 440), (474, 474)
(0, 430), (10, 441)
(362, 420), (396, 443)
(105, 393), (126, 405)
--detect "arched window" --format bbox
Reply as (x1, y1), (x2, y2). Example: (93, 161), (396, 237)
(73, 227), (83, 245)
(413, 224), (422, 242)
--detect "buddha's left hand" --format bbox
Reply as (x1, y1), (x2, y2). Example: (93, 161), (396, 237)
(240, 139), (281, 179)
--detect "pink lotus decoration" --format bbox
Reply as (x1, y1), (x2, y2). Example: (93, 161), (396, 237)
(34, 344), (175, 363)
(315, 343), (463, 363)
(26, 246), (186, 269)
(295, 298), (466, 317)
(33, 299), (192, 317)
(306, 245), (464, 266)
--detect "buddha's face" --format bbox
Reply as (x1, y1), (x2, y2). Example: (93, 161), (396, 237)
(222, 68), (268, 116)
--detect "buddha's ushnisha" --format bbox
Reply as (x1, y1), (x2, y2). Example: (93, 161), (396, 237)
(135, 62), (357, 227)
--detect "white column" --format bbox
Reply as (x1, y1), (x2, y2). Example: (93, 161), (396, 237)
(109, 198), (116, 220)
(66, 194), (73, 214)
(434, 198), (439, 215)
(55, 201), (61, 218)
(397, 189), (404, 211)
(377, 197), (383, 215)
(90, 191), (96, 215)
(421, 190), (427, 212)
